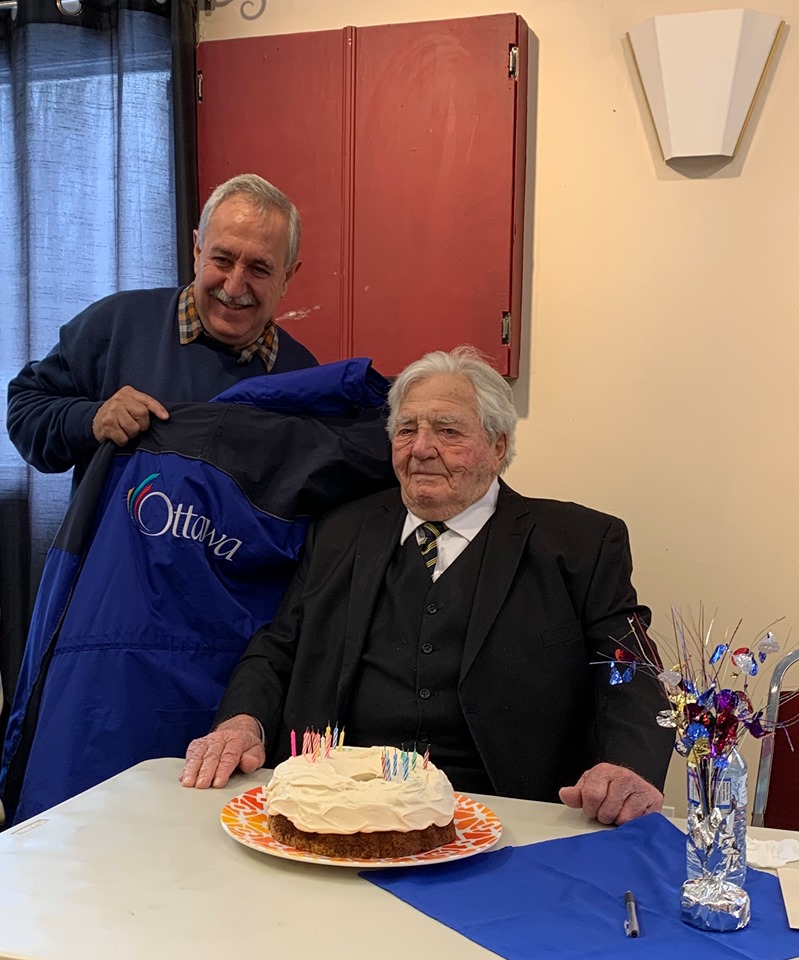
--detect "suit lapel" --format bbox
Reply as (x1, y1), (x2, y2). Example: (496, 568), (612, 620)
(335, 493), (406, 714)
(460, 483), (536, 683)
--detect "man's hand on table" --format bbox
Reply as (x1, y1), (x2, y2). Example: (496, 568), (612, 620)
(558, 762), (663, 825)
(180, 715), (265, 789)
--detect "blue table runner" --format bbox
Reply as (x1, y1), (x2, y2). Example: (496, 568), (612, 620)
(362, 813), (799, 960)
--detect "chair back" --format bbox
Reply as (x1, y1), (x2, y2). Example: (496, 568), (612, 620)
(752, 650), (799, 828)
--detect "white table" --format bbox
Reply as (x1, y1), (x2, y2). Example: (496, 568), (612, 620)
(0, 758), (794, 960)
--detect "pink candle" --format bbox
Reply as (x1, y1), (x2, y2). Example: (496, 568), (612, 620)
(291, 729), (297, 757)
(423, 746), (430, 769)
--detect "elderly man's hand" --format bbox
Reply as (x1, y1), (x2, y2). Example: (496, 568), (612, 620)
(92, 385), (169, 445)
(180, 715), (265, 789)
(558, 762), (663, 825)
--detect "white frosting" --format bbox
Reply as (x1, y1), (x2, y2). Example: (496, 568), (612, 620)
(265, 746), (456, 835)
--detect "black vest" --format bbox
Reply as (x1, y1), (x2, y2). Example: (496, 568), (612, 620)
(346, 523), (494, 794)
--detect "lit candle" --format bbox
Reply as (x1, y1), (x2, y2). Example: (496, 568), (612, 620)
(290, 729), (297, 757)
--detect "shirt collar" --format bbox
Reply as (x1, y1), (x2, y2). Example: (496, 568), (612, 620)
(176, 283), (279, 371)
(400, 477), (500, 545)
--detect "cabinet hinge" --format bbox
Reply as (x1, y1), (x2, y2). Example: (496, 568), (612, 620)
(197, 70), (203, 103)
(508, 45), (519, 80)
(501, 312), (512, 344)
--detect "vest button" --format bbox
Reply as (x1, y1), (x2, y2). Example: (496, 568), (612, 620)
(419, 688), (431, 699)
(426, 603), (438, 614)
(422, 642), (433, 654)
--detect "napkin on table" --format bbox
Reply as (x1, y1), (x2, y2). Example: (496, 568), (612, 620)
(748, 838), (799, 869)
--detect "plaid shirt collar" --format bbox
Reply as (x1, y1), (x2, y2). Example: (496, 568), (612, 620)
(177, 283), (279, 371)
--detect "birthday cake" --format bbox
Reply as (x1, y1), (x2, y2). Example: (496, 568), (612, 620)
(264, 745), (457, 859)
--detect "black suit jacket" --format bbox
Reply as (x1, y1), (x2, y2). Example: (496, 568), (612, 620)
(217, 481), (673, 801)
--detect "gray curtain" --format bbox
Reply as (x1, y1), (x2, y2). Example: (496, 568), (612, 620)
(0, 0), (179, 741)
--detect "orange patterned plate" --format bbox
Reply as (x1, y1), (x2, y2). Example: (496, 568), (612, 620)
(220, 788), (502, 868)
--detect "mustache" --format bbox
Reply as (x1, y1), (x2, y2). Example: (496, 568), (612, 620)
(210, 287), (257, 308)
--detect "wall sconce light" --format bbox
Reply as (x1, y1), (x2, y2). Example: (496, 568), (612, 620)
(627, 9), (784, 160)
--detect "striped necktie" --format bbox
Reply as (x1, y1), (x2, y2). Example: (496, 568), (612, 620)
(417, 521), (448, 577)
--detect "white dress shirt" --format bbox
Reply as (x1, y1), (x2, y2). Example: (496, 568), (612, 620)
(399, 478), (500, 581)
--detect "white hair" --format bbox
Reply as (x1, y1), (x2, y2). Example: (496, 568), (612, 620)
(387, 345), (517, 472)
(197, 173), (301, 267)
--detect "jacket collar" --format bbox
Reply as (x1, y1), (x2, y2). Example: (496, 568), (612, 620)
(335, 492), (406, 713)
(460, 480), (535, 682)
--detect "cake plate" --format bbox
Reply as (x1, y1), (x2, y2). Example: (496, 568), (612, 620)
(220, 788), (502, 868)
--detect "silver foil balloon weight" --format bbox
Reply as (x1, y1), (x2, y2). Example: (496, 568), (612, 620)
(681, 757), (750, 931)
(681, 876), (750, 931)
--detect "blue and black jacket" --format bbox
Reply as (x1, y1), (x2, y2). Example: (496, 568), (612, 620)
(0, 360), (396, 824)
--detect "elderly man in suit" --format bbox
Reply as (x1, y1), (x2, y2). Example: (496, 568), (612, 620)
(181, 346), (673, 825)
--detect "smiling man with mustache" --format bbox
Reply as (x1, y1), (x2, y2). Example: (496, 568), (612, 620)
(7, 173), (316, 491)
(192, 188), (301, 355)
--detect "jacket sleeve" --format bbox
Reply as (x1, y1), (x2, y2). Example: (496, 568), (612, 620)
(6, 320), (103, 474)
(582, 516), (674, 790)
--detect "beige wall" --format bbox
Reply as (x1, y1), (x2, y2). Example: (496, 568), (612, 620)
(200, 1), (799, 811)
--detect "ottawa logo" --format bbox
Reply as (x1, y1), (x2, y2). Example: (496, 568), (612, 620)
(126, 473), (243, 561)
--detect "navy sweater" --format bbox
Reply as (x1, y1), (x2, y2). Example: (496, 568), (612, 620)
(6, 287), (318, 487)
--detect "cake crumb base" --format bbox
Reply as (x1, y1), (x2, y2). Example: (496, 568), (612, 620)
(268, 813), (457, 859)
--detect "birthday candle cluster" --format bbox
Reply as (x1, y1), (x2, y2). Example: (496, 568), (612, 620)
(290, 727), (434, 774)
(379, 743), (431, 780)
(291, 722), (345, 761)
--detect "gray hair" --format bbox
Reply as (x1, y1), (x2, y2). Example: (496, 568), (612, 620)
(387, 345), (517, 472)
(197, 173), (301, 267)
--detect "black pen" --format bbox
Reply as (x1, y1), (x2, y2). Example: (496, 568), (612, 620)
(624, 890), (640, 938)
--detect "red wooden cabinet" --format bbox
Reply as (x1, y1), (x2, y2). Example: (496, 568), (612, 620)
(197, 14), (533, 376)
